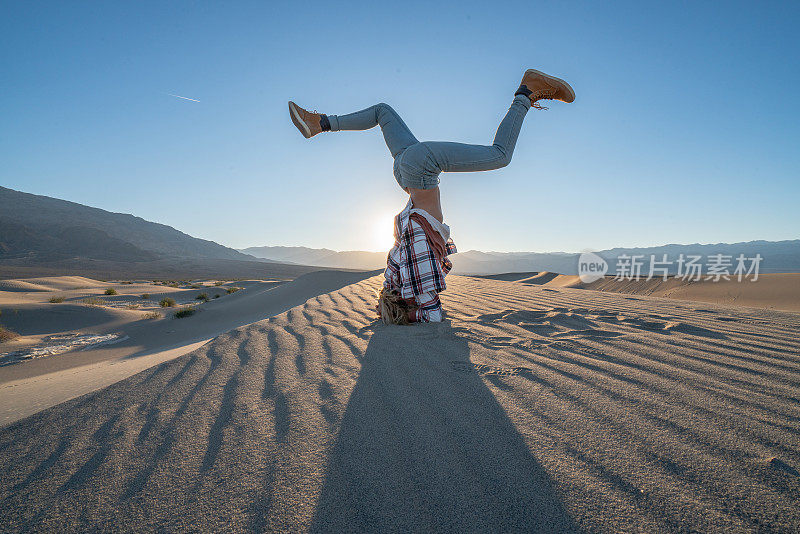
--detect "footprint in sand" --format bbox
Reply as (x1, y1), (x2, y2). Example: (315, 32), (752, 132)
(593, 314), (728, 339)
(450, 360), (534, 377)
(552, 329), (625, 339)
(476, 308), (627, 341)
(481, 308), (732, 341)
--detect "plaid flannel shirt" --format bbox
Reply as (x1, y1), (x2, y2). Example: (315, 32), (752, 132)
(383, 200), (457, 322)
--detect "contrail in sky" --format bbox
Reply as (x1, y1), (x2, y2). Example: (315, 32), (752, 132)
(166, 93), (200, 102)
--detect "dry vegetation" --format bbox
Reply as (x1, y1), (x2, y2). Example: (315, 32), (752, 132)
(173, 308), (195, 319)
(0, 311), (18, 342)
(0, 326), (18, 342)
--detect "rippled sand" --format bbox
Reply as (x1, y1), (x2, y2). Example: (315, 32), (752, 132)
(1, 275), (798, 532)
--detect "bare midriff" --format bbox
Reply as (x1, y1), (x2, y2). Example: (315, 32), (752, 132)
(405, 186), (443, 223)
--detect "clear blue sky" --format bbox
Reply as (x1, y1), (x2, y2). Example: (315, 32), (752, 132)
(2, 1), (798, 253)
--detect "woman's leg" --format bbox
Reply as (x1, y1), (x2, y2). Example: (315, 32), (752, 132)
(327, 103), (419, 158)
(422, 94), (532, 173)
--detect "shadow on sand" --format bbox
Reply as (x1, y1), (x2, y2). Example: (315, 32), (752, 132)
(309, 320), (578, 532)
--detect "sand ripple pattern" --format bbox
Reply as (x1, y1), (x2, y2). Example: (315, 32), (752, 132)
(0, 275), (798, 532)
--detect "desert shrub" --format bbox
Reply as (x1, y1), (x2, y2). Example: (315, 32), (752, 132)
(143, 311), (162, 320)
(0, 326), (19, 342)
(214, 281), (225, 286)
(213, 294), (220, 299)
(195, 293), (209, 302)
(160, 297), (176, 307)
(190, 284), (202, 289)
(174, 308), (195, 319)
(105, 288), (118, 295)
(82, 297), (103, 306)
(49, 296), (65, 303)
(125, 303), (140, 310)
(141, 293), (150, 299)
(226, 286), (241, 294)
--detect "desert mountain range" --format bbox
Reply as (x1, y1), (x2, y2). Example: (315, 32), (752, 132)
(2, 185), (797, 277)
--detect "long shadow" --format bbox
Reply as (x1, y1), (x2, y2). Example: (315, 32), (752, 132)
(309, 322), (578, 533)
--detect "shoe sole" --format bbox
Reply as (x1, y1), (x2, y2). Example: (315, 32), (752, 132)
(524, 68), (575, 103)
(288, 101), (312, 138)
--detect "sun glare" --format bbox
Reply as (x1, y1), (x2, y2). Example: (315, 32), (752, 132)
(371, 214), (396, 252)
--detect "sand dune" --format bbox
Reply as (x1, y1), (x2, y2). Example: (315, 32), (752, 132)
(0, 270), (379, 425)
(476, 271), (577, 286)
(1, 275), (798, 531)
(475, 272), (800, 313)
(0, 277), (280, 368)
(583, 273), (800, 312)
(470, 271), (540, 282)
(518, 271), (569, 285)
(0, 276), (111, 293)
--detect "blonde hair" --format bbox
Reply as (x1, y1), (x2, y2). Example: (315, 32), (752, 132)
(377, 287), (418, 325)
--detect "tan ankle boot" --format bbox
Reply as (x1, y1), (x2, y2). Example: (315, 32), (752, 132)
(288, 101), (325, 138)
(517, 69), (575, 108)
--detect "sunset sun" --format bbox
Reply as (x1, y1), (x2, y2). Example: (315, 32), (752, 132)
(371, 213), (396, 252)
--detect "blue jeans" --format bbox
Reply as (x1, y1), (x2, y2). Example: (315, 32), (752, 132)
(327, 95), (531, 189)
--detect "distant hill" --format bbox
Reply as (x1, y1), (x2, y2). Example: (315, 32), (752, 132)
(5, 185), (796, 279)
(0, 186), (253, 262)
(241, 240), (800, 275)
(0, 216), (159, 262)
(0, 186), (319, 280)
(240, 246), (387, 270)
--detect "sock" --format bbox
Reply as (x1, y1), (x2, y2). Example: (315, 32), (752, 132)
(514, 85), (532, 98)
(319, 114), (331, 132)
